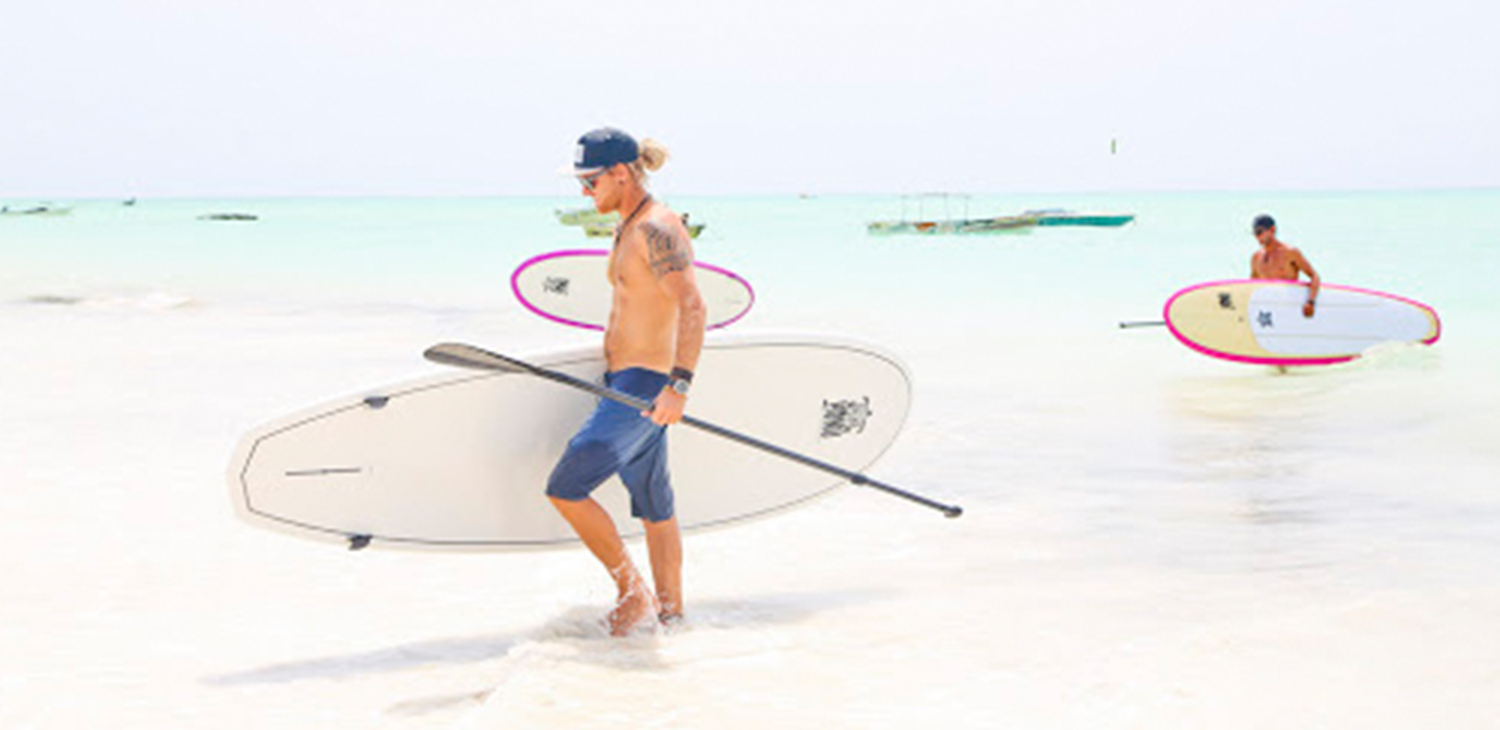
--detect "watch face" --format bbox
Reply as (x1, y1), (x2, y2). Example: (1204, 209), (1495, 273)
(672, 378), (691, 395)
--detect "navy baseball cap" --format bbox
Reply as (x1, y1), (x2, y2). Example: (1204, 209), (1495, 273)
(1252, 214), (1276, 233)
(564, 127), (639, 175)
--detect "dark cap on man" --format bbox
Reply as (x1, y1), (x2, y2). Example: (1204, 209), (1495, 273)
(568, 127), (639, 175)
(1252, 214), (1276, 234)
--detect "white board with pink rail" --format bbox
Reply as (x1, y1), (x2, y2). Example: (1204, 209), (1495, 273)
(511, 249), (754, 331)
(1164, 280), (1441, 366)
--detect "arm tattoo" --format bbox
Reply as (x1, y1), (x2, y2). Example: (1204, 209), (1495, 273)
(642, 221), (691, 278)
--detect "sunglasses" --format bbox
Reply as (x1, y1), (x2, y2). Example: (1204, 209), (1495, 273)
(579, 168), (609, 192)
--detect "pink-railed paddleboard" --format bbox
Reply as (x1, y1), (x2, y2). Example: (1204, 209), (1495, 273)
(511, 249), (754, 331)
(1164, 280), (1441, 367)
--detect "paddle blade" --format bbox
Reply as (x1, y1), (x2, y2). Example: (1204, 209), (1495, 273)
(423, 343), (529, 373)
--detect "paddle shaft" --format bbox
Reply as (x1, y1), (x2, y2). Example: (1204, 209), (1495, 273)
(442, 347), (962, 518)
(1118, 320), (1166, 329)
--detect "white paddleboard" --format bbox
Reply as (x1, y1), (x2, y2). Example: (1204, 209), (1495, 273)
(1164, 279), (1441, 366)
(511, 249), (755, 331)
(226, 333), (910, 551)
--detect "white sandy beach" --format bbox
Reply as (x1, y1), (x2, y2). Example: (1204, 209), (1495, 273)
(4, 193), (1500, 728)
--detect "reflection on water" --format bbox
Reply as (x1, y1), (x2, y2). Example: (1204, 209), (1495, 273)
(1164, 343), (1442, 489)
(1166, 365), (1350, 490)
(1139, 350), (1456, 578)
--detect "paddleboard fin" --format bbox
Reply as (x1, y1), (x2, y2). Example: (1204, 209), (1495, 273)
(348, 534), (372, 551)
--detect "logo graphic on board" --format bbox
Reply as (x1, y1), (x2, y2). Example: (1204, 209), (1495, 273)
(1218, 292), (1234, 310)
(1257, 310), (1274, 328)
(543, 277), (570, 296)
(821, 397), (872, 439)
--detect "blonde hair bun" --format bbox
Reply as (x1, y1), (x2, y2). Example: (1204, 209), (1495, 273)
(639, 139), (670, 172)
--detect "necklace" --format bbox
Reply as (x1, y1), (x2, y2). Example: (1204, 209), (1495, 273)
(613, 194), (653, 247)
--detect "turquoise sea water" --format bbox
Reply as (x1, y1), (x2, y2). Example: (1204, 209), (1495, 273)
(7, 190), (1499, 316)
(3, 190), (1499, 728)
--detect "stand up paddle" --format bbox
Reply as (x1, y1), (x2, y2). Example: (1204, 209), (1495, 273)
(425, 342), (963, 519)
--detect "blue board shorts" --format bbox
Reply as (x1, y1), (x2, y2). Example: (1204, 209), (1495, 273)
(545, 368), (675, 523)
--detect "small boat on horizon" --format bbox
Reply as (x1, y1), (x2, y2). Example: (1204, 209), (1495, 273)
(957, 215), (1040, 234)
(868, 194), (1039, 236)
(1, 202), (73, 217)
(556, 207), (620, 226)
(582, 218), (705, 239)
(868, 215), (1038, 235)
(1027, 209), (1136, 227)
(197, 213), (259, 222)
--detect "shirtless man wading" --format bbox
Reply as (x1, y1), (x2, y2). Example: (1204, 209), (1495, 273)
(547, 127), (706, 636)
(1250, 214), (1321, 318)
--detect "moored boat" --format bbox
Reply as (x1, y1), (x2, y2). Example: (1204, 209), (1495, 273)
(0, 203), (73, 216)
(868, 193), (1039, 236)
(197, 213), (259, 222)
(556, 207), (620, 226)
(583, 218), (705, 239)
(1027, 209), (1135, 227)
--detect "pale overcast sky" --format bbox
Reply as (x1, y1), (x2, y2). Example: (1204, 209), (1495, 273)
(3, 0), (1497, 197)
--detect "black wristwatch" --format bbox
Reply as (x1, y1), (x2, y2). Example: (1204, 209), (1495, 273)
(670, 367), (694, 396)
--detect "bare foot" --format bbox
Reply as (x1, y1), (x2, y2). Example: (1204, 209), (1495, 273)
(608, 582), (658, 637)
(658, 595), (683, 627)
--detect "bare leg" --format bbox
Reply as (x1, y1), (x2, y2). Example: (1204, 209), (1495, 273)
(549, 496), (657, 635)
(643, 516), (683, 623)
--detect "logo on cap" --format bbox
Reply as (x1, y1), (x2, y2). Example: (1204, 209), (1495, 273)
(569, 127), (639, 174)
